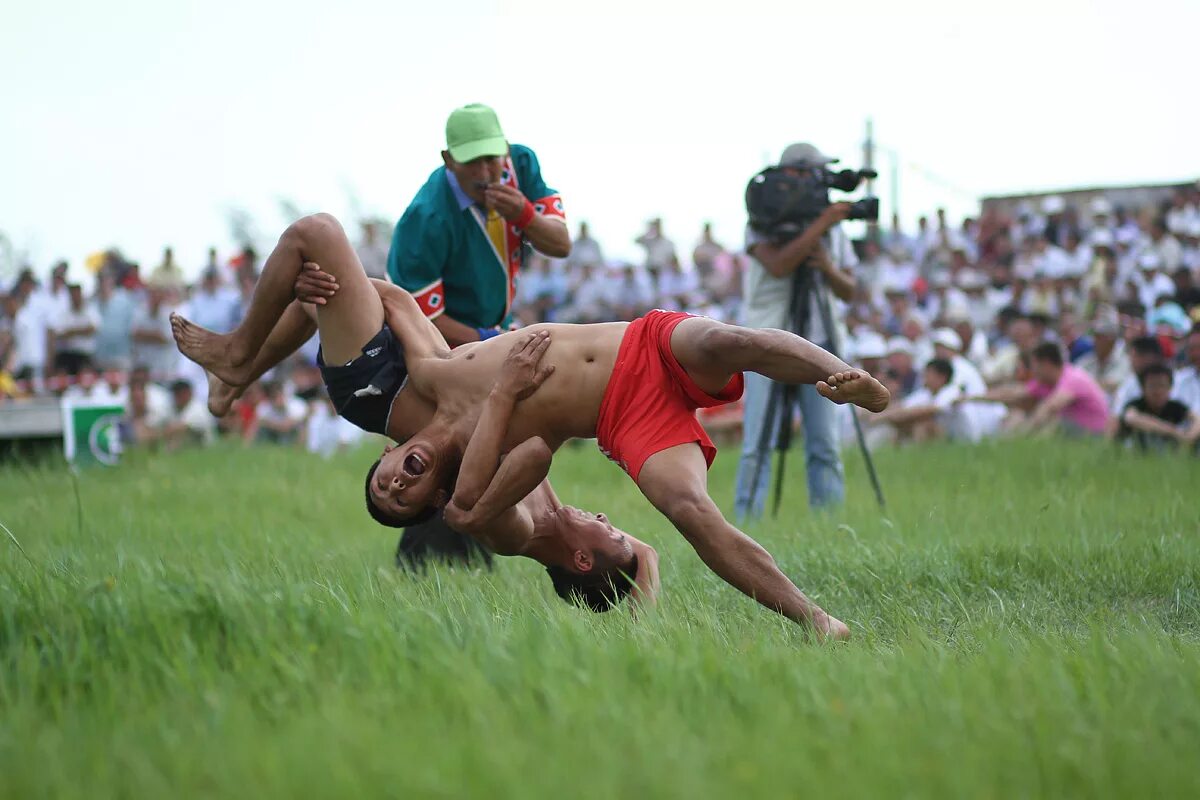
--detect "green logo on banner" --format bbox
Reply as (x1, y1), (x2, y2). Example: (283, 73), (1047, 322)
(62, 401), (125, 467)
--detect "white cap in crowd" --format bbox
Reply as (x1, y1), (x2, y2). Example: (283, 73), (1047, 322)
(932, 328), (963, 352)
(1089, 197), (1113, 217)
(1042, 195), (1066, 215)
(1089, 229), (1115, 249)
(853, 331), (888, 361)
(886, 337), (914, 357)
(1137, 251), (1164, 272)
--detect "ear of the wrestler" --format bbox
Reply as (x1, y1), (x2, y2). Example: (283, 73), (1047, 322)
(573, 550), (594, 574)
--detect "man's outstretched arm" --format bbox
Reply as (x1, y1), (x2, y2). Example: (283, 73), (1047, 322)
(637, 443), (848, 640)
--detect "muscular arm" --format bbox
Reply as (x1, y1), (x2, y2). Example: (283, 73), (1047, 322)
(371, 279), (452, 359)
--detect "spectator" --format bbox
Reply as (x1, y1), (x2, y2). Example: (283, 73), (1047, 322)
(52, 284), (99, 375)
(186, 268), (239, 334)
(1076, 316), (1131, 395)
(692, 222), (726, 283)
(93, 271), (137, 370)
(1146, 217), (1183, 273)
(148, 247), (186, 291)
(131, 285), (181, 382)
(885, 337), (920, 398)
(1057, 310), (1094, 363)
(974, 343), (1109, 436)
(1132, 252), (1176, 312)
(566, 221), (604, 271)
(635, 218), (678, 278)
(867, 358), (960, 444)
(250, 380), (308, 444)
(1171, 327), (1200, 414)
(656, 259), (700, 312)
(8, 281), (48, 382)
(1170, 267), (1200, 312)
(612, 263), (656, 321)
(1115, 363), (1200, 452)
(1110, 336), (1166, 416)
(160, 379), (215, 449)
(355, 220), (389, 280)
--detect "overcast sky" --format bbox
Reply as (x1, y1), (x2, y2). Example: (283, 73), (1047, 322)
(2, 0), (1198, 281)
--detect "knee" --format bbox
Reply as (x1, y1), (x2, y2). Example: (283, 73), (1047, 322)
(696, 324), (755, 364)
(284, 212), (344, 251)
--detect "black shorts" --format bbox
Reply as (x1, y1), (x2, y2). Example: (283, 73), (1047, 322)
(318, 326), (407, 435)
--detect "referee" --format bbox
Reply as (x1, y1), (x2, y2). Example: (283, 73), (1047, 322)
(387, 103), (570, 567)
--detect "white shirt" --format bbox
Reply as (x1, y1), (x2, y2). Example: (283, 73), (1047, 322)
(171, 397), (216, 443)
(54, 305), (100, 354)
(1111, 374), (1141, 415)
(185, 287), (240, 334)
(256, 396), (309, 428)
(131, 304), (181, 381)
(13, 302), (48, 371)
(1172, 366), (1200, 414)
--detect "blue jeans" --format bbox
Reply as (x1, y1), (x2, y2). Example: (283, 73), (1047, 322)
(734, 369), (844, 519)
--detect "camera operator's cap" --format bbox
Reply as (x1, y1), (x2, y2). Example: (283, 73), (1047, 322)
(932, 328), (963, 352)
(779, 142), (837, 167)
(445, 104), (508, 163)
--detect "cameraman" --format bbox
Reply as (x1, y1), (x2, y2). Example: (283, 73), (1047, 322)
(734, 143), (858, 519)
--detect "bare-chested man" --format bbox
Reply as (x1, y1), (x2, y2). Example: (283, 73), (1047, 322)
(173, 213), (890, 639)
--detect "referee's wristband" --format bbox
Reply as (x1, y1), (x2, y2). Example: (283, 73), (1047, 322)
(476, 327), (502, 340)
(514, 199), (537, 230)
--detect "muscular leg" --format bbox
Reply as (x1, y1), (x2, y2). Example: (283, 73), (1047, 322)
(173, 213), (384, 385)
(637, 443), (850, 641)
(207, 301), (319, 415)
(668, 317), (890, 413)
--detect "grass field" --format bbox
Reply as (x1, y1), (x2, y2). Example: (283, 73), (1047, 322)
(1, 437), (1198, 798)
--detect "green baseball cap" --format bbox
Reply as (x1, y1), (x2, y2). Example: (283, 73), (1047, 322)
(445, 103), (507, 163)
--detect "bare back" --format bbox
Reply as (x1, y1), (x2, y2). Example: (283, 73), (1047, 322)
(409, 322), (628, 450)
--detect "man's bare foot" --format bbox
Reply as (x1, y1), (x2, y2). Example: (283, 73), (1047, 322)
(813, 611), (851, 642)
(170, 314), (253, 387)
(207, 371), (245, 417)
(816, 370), (890, 413)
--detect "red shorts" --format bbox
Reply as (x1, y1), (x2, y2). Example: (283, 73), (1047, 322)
(595, 310), (744, 482)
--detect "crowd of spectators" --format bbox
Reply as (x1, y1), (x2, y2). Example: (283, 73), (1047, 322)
(3, 186), (1200, 457)
(0, 243), (363, 457)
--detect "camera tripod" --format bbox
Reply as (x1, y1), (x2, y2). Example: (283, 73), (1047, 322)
(748, 257), (886, 516)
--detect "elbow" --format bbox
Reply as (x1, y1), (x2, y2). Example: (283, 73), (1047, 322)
(542, 237), (571, 259)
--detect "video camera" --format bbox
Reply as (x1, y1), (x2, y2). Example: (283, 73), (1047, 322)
(746, 161), (879, 242)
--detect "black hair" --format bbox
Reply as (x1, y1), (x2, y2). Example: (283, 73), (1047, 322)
(546, 554), (640, 613)
(363, 458), (439, 529)
(1137, 363), (1174, 388)
(925, 358), (954, 383)
(1030, 342), (1063, 367)
(1129, 336), (1164, 359)
(1027, 312), (1052, 330)
(169, 379), (192, 394)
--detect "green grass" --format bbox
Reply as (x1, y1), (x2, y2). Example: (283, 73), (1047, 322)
(1, 438), (1198, 798)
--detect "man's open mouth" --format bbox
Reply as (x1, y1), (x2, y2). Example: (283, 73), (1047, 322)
(403, 452), (426, 477)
